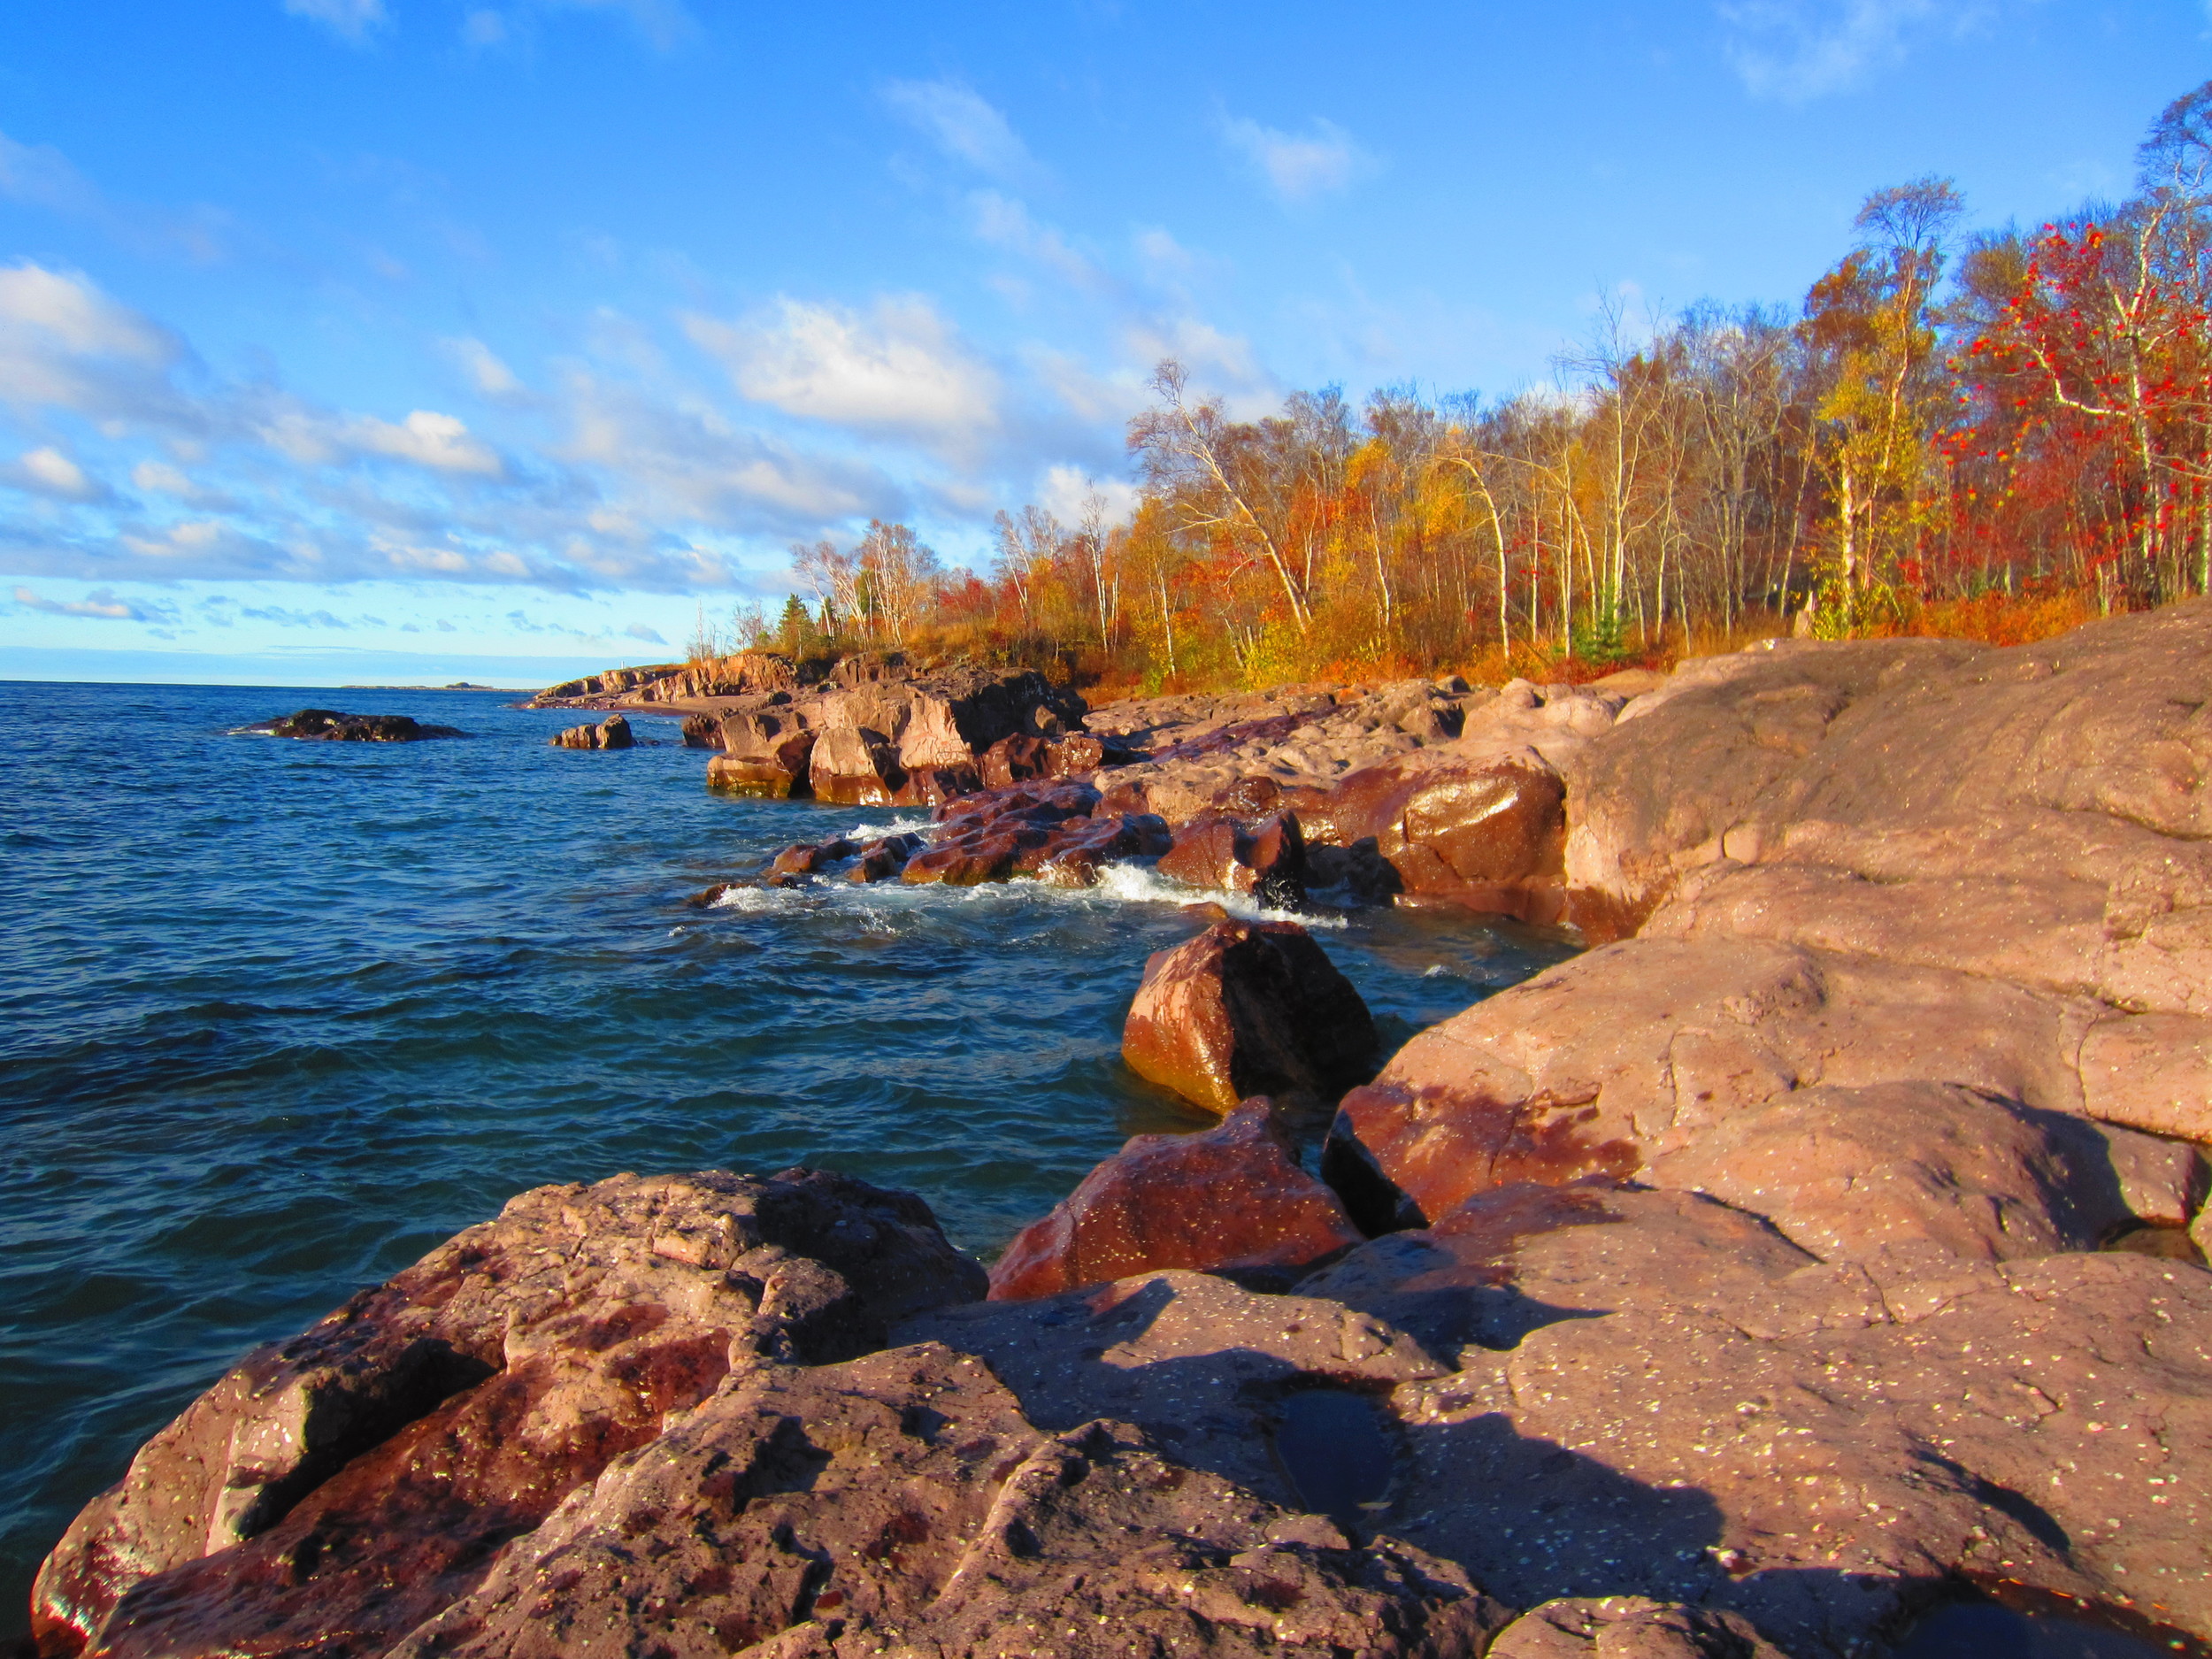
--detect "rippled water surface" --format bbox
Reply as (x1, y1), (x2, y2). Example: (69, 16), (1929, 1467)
(0, 680), (1577, 1633)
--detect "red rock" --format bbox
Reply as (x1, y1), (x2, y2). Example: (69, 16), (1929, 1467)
(808, 726), (905, 804)
(987, 1099), (1364, 1300)
(706, 727), (817, 797)
(1122, 918), (1379, 1116)
(1156, 810), (1310, 907)
(888, 761), (981, 806)
(979, 732), (1054, 787)
(679, 711), (721, 749)
(1314, 757), (1564, 912)
(382, 1346), (1505, 1659)
(900, 832), (1032, 886)
(847, 833), (924, 883)
(31, 1170), (986, 1659)
(770, 838), (856, 876)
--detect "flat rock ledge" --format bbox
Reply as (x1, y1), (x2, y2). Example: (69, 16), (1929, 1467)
(40, 603), (2212, 1658)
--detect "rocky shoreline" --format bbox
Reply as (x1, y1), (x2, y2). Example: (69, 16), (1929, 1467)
(33, 605), (2212, 1656)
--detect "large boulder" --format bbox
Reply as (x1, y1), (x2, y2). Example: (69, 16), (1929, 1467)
(1312, 757), (1567, 916)
(1319, 933), (2200, 1237)
(31, 1170), (985, 1659)
(987, 1098), (1364, 1301)
(1123, 919), (1380, 1116)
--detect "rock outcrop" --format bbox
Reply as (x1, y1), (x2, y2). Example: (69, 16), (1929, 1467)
(549, 713), (634, 749)
(30, 1170), (984, 1659)
(705, 664), (1089, 805)
(1122, 918), (1381, 1117)
(239, 710), (465, 741)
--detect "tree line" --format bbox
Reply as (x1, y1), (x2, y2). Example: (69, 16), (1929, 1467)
(706, 81), (2212, 691)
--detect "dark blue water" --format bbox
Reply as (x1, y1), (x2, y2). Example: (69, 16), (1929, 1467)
(0, 679), (1574, 1637)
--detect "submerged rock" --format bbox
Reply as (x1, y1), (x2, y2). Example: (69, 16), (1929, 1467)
(987, 1098), (1364, 1301)
(241, 709), (464, 741)
(1122, 918), (1380, 1117)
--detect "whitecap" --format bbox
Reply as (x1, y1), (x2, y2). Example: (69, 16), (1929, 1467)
(842, 815), (933, 841)
(709, 884), (800, 913)
(1083, 862), (1348, 928)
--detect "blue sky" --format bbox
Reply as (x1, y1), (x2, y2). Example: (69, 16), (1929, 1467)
(0, 0), (2204, 685)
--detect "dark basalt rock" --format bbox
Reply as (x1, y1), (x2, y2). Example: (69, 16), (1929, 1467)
(242, 709), (465, 741)
(549, 713), (634, 749)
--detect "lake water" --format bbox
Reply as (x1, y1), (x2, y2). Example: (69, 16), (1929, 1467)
(0, 679), (1574, 1638)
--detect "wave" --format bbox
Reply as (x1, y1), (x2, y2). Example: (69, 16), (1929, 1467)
(841, 815), (933, 840)
(1084, 862), (1348, 928)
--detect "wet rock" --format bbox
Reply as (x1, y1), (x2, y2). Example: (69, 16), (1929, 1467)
(846, 833), (923, 883)
(550, 713), (634, 749)
(1123, 919), (1379, 1116)
(242, 709), (465, 741)
(389, 1344), (1506, 1659)
(680, 710), (721, 749)
(1157, 811), (1310, 908)
(31, 1170), (985, 1659)
(771, 838), (856, 876)
(1305, 835), (1406, 902)
(988, 1099), (1364, 1301)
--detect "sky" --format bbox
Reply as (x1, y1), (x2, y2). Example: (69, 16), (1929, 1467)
(0, 0), (2205, 687)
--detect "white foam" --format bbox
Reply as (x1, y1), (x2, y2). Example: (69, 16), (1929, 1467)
(1085, 862), (1348, 928)
(842, 815), (933, 841)
(709, 884), (801, 913)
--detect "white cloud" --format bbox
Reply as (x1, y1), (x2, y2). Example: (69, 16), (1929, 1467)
(348, 410), (505, 476)
(442, 335), (528, 401)
(1221, 116), (1367, 204)
(1036, 464), (1140, 529)
(684, 296), (1000, 446)
(546, 0), (695, 50)
(1718, 0), (1962, 101)
(625, 621), (666, 643)
(882, 79), (1036, 179)
(131, 460), (235, 510)
(0, 131), (97, 216)
(3, 447), (107, 503)
(0, 263), (188, 424)
(557, 367), (894, 532)
(970, 193), (1102, 290)
(13, 584), (178, 622)
(282, 0), (389, 46)
(0, 263), (176, 367)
